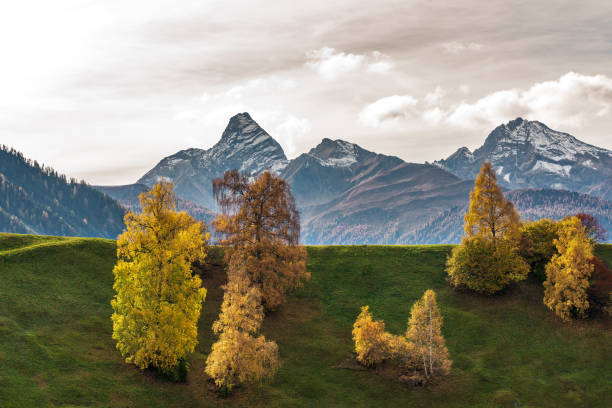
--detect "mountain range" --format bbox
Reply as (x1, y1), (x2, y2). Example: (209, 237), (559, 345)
(96, 113), (612, 244)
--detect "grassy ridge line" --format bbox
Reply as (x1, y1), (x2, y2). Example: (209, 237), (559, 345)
(0, 234), (611, 407)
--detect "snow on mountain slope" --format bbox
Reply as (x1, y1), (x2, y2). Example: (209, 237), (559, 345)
(280, 138), (404, 207)
(434, 118), (612, 200)
(138, 112), (287, 208)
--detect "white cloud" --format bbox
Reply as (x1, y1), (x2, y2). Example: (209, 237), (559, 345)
(271, 115), (312, 156)
(445, 72), (612, 129)
(360, 72), (612, 133)
(367, 51), (394, 73)
(172, 76), (311, 156)
(441, 41), (483, 54)
(306, 48), (394, 79)
(224, 77), (296, 99)
(424, 86), (446, 106)
(359, 95), (418, 127)
(174, 76), (296, 124)
(306, 47), (365, 80)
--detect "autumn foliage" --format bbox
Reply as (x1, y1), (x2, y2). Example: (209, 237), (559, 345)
(406, 290), (451, 379)
(464, 162), (520, 242)
(111, 182), (208, 377)
(447, 162), (528, 294)
(587, 256), (612, 313)
(206, 170), (306, 393)
(353, 290), (450, 384)
(213, 170), (309, 310)
(574, 213), (607, 242)
(352, 306), (396, 367)
(543, 216), (594, 321)
(205, 266), (280, 393)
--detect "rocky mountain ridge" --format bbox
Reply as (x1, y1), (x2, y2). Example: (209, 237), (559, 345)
(434, 118), (612, 200)
(138, 112), (287, 208)
(98, 113), (612, 244)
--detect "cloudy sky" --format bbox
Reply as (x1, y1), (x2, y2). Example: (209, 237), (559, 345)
(1, 0), (612, 185)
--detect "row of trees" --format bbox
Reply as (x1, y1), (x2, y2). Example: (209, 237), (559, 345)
(110, 171), (308, 391)
(446, 162), (612, 320)
(352, 290), (451, 384)
(108, 162), (610, 395)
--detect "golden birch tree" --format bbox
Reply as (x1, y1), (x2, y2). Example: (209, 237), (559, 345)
(543, 216), (594, 321)
(111, 182), (208, 376)
(406, 290), (451, 379)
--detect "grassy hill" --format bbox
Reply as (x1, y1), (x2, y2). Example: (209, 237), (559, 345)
(1, 234), (611, 407)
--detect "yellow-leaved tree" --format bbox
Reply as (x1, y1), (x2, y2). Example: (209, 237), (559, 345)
(213, 170), (309, 310)
(464, 162), (520, 242)
(447, 162), (529, 294)
(205, 265), (280, 393)
(406, 290), (451, 379)
(352, 306), (395, 367)
(543, 216), (594, 321)
(111, 182), (208, 379)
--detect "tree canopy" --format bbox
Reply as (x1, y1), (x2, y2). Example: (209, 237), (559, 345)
(464, 162), (520, 242)
(213, 170), (308, 310)
(543, 216), (594, 320)
(111, 182), (208, 374)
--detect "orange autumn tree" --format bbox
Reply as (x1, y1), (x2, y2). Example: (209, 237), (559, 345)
(447, 162), (528, 294)
(212, 170), (309, 310)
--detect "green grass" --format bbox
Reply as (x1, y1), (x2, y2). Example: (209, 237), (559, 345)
(1, 234), (611, 407)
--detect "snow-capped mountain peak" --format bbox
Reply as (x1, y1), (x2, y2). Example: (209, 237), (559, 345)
(138, 112), (288, 208)
(434, 118), (612, 200)
(307, 138), (375, 168)
(480, 117), (608, 163)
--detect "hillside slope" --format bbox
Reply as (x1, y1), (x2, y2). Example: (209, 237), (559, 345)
(0, 146), (126, 238)
(1, 234), (611, 407)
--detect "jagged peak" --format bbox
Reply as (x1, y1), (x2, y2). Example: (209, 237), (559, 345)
(219, 112), (270, 143)
(228, 111), (253, 125)
(309, 138), (365, 157)
(453, 146), (472, 156)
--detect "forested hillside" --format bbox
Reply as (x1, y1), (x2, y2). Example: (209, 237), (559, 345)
(0, 146), (126, 238)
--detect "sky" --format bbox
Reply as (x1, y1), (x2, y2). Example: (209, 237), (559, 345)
(1, 0), (611, 185)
